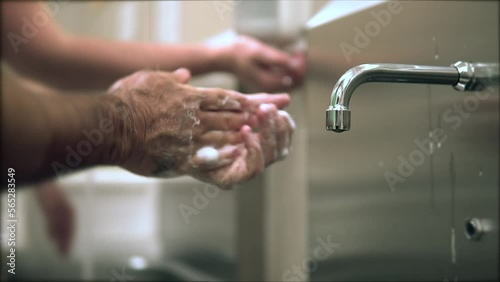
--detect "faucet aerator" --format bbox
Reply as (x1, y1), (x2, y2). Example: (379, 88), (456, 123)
(326, 107), (351, 132)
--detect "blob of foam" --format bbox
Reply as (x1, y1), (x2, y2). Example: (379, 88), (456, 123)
(281, 148), (289, 158)
(195, 146), (219, 164)
(278, 110), (295, 160)
(259, 103), (275, 112)
(278, 110), (296, 130)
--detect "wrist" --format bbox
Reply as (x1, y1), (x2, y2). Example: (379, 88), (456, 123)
(211, 44), (237, 73)
(99, 95), (136, 167)
(45, 94), (133, 169)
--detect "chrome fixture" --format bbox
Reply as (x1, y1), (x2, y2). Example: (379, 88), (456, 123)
(326, 61), (499, 132)
(464, 218), (484, 241)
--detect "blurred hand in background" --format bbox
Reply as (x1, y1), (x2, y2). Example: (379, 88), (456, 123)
(217, 36), (306, 92)
(35, 181), (74, 256)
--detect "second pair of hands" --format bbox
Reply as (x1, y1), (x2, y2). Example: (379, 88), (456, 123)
(108, 68), (295, 188)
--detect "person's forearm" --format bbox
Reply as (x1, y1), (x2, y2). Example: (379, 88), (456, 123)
(2, 1), (232, 91)
(2, 77), (126, 184)
(38, 36), (232, 90)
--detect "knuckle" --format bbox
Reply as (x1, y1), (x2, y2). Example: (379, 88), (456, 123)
(223, 113), (233, 127)
(268, 104), (278, 113)
(210, 88), (226, 96)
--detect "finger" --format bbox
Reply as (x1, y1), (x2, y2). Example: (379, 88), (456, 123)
(198, 89), (246, 111)
(198, 130), (243, 146)
(256, 70), (291, 93)
(288, 52), (306, 80)
(198, 111), (249, 131)
(245, 93), (290, 110)
(275, 110), (295, 160)
(194, 126), (263, 188)
(191, 145), (241, 170)
(108, 79), (123, 93)
(240, 125), (265, 176)
(255, 45), (293, 70)
(256, 103), (280, 164)
(172, 68), (192, 84)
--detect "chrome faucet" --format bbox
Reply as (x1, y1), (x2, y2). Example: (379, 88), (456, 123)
(326, 61), (499, 132)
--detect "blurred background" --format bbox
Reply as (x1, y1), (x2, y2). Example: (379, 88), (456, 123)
(1, 1), (498, 281)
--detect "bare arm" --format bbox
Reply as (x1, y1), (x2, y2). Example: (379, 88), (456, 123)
(1, 71), (125, 183)
(1, 2), (304, 92)
(1, 2), (230, 90)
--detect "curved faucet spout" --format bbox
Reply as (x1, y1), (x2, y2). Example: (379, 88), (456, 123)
(326, 61), (499, 132)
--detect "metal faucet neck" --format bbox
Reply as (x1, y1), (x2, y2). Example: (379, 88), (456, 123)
(326, 61), (499, 132)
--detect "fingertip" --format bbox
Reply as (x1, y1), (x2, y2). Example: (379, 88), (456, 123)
(270, 93), (290, 109)
(240, 125), (255, 143)
(173, 68), (191, 84)
(241, 125), (252, 135)
(277, 93), (291, 103)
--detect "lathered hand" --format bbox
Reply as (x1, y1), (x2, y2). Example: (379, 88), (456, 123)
(107, 69), (294, 187)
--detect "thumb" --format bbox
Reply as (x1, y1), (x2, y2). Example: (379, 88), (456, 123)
(172, 68), (191, 84)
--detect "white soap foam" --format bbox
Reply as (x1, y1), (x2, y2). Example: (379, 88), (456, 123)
(259, 103), (275, 111)
(278, 110), (296, 130)
(280, 148), (289, 158)
(196, 146), (219, 164)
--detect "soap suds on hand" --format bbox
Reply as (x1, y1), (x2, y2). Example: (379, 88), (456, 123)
(195, 146), (219, 164)
(280, 147), (289, 158)
(259, 103), (275, 112)
(277, 110), (295, 159)
(278, 110), (296, 129)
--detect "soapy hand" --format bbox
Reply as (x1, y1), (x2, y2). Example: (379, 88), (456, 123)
(108, 69), (295, 187)
(192, 102), (295, 188)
